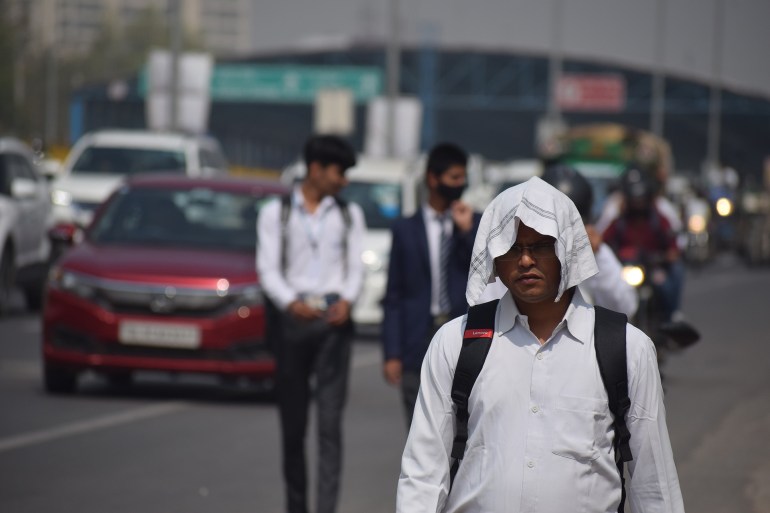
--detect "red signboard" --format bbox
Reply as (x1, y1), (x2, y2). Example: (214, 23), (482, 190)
(556, 74), (626, 112)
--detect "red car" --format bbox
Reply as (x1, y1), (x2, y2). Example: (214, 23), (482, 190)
(42, 175), (288, 393)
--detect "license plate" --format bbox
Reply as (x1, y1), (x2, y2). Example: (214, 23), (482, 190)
(119, 321), (201, 349)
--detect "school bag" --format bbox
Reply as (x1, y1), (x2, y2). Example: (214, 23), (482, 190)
(450, 300), (633, 512)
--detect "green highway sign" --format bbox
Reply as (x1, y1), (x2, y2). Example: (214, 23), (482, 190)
(211, 65), (382, 103)
(140, 64), (383, 103)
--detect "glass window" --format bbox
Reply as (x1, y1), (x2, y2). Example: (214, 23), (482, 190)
(340, 181), (402, 230)
(71, 147), (186, 175)
(89, 187), (275, 252)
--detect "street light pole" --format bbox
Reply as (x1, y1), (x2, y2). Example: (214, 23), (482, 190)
(385, 0), (401, 158)
(650, 0), (667, 137)
(169, 0), (182, 132)
(706, 0), (724, 169)
(547, 0), (564, 122)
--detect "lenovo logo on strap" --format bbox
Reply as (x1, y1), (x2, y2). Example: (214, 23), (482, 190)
(463, 329), (494, 339)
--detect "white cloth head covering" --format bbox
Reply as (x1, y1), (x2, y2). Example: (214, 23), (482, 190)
(466, 176), (598, 305)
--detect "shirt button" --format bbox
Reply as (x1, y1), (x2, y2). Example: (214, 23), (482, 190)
(527, 461), (535, 468)
(531, 405), (540, 413)
(536, 353), (544, 360)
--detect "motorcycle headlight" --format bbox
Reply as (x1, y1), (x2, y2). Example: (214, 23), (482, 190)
(715, 197), (733, 217)
(48, 267), (97, 299)
(621, 265), (645, 287)
(361, 249), (385, 273)
(688, 214), (707, 233)
(51, 189), (73, 207)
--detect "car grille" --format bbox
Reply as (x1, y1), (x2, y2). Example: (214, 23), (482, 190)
(88, 279), (249, 317)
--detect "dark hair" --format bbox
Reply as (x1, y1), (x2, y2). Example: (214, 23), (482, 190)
(303, 135), (356, 172)
(541, 164), (594, 222)
(426, 142), (468, 177)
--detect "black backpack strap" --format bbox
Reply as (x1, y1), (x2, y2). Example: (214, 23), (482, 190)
(449, 299), (499, 489)
(594, 305), (633, 513)
(279, 195), (292, 274)
(333, 196), (351, 274)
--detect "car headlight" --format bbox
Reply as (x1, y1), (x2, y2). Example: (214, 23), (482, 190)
(51, 189), (73, 207)
(361, 250), (385, 272)
(621, 265), (645, 287)
(688, 214), (707, 233)
(48, 267), (97, 299)
(715, 197), (733, 217)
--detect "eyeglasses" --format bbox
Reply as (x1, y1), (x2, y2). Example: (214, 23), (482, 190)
(496, 242), (557, 261)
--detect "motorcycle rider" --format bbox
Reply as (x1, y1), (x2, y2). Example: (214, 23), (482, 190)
(603, 165), (683, 324)
(480, 165), (638, 319)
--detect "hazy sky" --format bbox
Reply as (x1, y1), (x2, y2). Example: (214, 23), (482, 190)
(250, 0), (770, 98)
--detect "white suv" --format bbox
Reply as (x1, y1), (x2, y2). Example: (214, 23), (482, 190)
(0, 137), (53, 314)
(50, 129), (228, 226)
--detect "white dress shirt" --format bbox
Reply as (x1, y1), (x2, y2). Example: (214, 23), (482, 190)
(397, 289), (684, 513)
(257, 186), (366, 310)
(423, 205), (453, 316)
(477, 243), (639, 318)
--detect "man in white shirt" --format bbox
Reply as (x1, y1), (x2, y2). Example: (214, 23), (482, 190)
(257, 135), (366, 513)
(397, 177), (684, 513)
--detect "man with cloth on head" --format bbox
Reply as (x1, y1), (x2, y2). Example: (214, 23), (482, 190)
(396, 176), (684, 513)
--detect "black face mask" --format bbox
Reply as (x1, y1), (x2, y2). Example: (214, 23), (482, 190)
(437, 183), (466, 202)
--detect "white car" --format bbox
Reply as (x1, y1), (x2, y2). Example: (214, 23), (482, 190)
(0, 137), (53, 313)
(50, 130), (228, 226)
(282, 156), (424, 326)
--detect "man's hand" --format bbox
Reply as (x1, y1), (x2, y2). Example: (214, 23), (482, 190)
(287, 300), (323, 321)
(383, 358), (403, 386)
(325, 299), (351, 326)
(585, 224), (603, 253)
(451, 200), (474, 233)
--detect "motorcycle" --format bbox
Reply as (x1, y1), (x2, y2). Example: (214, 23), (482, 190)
(683, 195), (712, 266)
(619, 249), (700, 372)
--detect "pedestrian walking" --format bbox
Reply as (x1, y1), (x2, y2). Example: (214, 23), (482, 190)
(381, 142), (482, 427)
(397, 176), (684, 513)
(479, 164), (639, 318)
(257, 135), (366, 513)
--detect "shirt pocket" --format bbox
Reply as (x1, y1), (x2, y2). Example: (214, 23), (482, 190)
(551, 395), (607, 463)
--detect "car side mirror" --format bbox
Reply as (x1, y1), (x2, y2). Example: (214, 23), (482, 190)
(11, 178), (38, 200)
(48, 223), (82, 245)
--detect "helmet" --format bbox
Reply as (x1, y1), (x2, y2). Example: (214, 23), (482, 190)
(620, 164), (656, 202)
(541, 165), (594, 221)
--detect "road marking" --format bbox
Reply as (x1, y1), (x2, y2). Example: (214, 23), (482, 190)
(0, 401), (189, 453)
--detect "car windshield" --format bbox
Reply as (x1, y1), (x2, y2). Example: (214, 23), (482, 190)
(71, 147), (186, 175)
(89, 187), (272, 252)
(340, 181), (402, 230)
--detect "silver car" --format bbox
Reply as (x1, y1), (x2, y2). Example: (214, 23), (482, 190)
(0, 137), (53, 314)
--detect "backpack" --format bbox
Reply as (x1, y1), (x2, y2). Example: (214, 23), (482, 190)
(450, 300), (633, 512)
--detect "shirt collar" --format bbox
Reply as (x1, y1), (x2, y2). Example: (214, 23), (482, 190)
(496, 287), (594, 344)
(293, 185), (336, 213)
(423, 203), (448, 223)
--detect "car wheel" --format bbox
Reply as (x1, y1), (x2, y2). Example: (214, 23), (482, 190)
(43, 363), (78, 394)
(23, 282), (46, 311)
(0, 248), (15, 317)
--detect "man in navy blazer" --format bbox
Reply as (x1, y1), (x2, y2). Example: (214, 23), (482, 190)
(381, 143), (482, 426)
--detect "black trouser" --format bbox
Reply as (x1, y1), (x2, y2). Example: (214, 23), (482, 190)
(272, 311), (353, 513)
(400, 317), (446, 429)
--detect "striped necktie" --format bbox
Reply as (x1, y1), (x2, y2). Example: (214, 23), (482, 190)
(438, 213), (451, 314)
